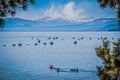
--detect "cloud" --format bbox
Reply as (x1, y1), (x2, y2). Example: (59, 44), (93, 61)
(15, 1), (115, 20)
(44, 2), (85, 20)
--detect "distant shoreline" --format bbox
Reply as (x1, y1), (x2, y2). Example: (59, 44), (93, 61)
(0, 32), (120, 37)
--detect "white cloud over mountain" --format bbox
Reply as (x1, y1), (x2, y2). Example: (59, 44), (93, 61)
(44, 2), (85, 20)
(15, 1), (115, 20)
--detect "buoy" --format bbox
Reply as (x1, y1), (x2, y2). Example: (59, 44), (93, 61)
(98, 38), (100, 40)
(43, 42), (47, 45)
(53, 37), (56, 40)
(48, 37), (51, 40)
(50, 42), (53, 45)
(18, 43), (22, 47)
(38, 40), (40, 43)
(3, 44), (6, 47)
(74, 41), (77, 45)
(73, 37), (75, 39)
(12, 44), (16, 47)
(56, 37), (58, 39)
(81, 37), (84, 40)
(112, 38), (114, 40)
(89, 37), (92, 40)
(34, 43), (38, 46)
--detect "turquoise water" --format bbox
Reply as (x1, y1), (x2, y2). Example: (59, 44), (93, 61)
(0, 32), (120, 80)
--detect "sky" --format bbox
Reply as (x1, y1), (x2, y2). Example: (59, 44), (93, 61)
(16, 0), (116, 20)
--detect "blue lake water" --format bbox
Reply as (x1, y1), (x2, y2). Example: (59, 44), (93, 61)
(0, 32), (120, 80)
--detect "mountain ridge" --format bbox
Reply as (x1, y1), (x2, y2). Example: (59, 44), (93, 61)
(2, 17), (119, 31)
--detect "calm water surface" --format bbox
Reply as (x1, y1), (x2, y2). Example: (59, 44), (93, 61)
(0, 32), (120, 80)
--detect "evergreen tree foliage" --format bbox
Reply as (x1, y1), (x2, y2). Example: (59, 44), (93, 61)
(96, 39), (120, 80)
(98, 0), (120, 26)
(0, 0), (35, 29)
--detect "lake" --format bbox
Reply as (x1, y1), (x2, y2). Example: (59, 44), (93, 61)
(0, 32), (120, 80)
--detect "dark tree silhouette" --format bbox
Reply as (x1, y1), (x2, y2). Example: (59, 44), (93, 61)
(98, 0), (120, 25)
(96, 40), (120, 80)
(0, 0), (35, 29)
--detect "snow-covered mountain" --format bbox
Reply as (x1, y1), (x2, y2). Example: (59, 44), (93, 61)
(38, 17), (95, 22)
(2, 17), (120, 31)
